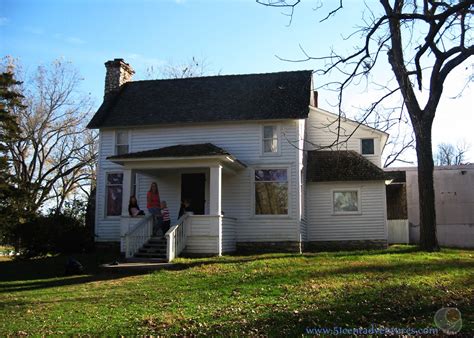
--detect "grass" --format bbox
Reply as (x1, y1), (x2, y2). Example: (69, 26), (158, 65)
(0, 246), (473, 335)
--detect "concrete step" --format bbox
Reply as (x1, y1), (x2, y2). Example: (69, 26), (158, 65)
(126, 257), (168, 263)
(144, 243), (166, 248)
(148, 240), (166, 245)
(138, 248), (166, 254)
(134, 252), (167, 259)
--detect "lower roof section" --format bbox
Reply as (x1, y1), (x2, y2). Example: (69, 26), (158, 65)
(307, 150), (386, 182)
(106, 143), (246, 171)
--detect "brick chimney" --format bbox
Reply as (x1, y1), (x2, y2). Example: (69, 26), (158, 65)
(104, 58), (135, 98)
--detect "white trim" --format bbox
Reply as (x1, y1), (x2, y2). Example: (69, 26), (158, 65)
(309, 106), (389, 151)
(114, 130), (130, 155)
(250, 165), (292, 218)
(261, 124), (282, 157)
(105, 171), (124, 218)
(331, 188), (362, 215)
(360, 138), (375, 155)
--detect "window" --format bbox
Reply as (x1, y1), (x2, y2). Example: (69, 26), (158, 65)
(361, 138), (375, 155)
(255, 169), (288, 215)
(115, 131), (129, 155)
(106, 173), (123, 216)
(333, 190), (360, 213)
(263, 125), (279, 154)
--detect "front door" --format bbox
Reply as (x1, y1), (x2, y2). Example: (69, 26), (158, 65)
(181, 173), (206, 215)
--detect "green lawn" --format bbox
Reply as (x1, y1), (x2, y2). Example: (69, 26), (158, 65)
(0, 246), (472, 335)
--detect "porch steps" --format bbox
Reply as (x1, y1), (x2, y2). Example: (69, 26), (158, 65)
(134, 236), (167, 260)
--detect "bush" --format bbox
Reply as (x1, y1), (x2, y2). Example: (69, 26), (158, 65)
(15, 214), (94, 257)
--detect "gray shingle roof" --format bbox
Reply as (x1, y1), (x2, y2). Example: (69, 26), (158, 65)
(307, 150), (386, 182)
(107, 143), (246, 167)
(87, 70), (313, 128)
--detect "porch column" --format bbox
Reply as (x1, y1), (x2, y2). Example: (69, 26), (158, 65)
(209, 165), (222, 215)
(121, 169), (133, 217)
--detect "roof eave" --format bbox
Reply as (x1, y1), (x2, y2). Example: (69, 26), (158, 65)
(107, 154), (247, 168)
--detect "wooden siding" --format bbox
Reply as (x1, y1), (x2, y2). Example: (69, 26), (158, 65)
(95, 120), (302, 243)
(307, 181), (387, 241)
(185, 215), (220, 254)
(305, 108), (383, 167)
(222, 217), (236, 253)
(95, 130), (123, 241)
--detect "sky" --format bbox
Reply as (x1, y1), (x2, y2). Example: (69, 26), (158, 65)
(1, 0), (473, 164)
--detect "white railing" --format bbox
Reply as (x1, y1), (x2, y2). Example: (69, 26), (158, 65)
(124, 214), (154, 258)
(165, 213), (189, 262)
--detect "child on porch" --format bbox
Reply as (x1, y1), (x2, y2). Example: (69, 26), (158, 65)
(128, 196), (145, 217)
(161, 200), (171, 235)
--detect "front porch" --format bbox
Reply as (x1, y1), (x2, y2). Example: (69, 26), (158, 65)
(107, 143), (245, 261)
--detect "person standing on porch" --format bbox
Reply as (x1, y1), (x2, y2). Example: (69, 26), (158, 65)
(147, 182), (161, 235)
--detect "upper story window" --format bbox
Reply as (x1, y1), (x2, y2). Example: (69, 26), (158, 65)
(361, 138), (375, 155)
(255, 169), (288, 215)
(115, 131), (129, 155)
(263, 125), (279, 155)
(333, 190), (360, 214)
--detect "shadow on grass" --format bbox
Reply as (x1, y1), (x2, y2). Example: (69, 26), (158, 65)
(149, 274), (474, 336)
(0, 252), (149, 293)
(168, 245), (455, 272)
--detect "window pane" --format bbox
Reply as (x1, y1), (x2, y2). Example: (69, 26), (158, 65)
(264, 139), (278, 153)
(263, 126), (276, 139)
(334, 191), (358, 212)
(255, 182), (288, 214)
(107, 185), (122, 216)
(255, 169), (287, 182)
(116, 145), (129, 155)
(361, 139), (374, 155)
(117, 131), (128, 145)
(107, 173), (123, 185)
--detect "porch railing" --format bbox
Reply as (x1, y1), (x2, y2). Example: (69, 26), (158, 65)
(124, 214), (154, 258)
(165, 213), (189, 262)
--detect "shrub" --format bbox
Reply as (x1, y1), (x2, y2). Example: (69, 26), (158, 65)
(15, 213), (93, 257)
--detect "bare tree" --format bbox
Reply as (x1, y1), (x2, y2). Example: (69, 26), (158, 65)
(258, 0), (474, 251)
(146, 56), (220, 79)
(2, 58), (97, 215)
(435, 141), (470, 165)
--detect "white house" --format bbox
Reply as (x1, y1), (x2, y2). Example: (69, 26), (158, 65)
(87, 59), (389, 261)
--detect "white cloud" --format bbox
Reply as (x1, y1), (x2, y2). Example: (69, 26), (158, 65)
(53, 33), (86, 45)
(65, 36), (86, 45)
(0, 17), (8, 26)
(127, 53), (164, 66)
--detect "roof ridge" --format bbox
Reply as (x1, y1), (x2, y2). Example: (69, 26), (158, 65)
(127, 69), (314, 84)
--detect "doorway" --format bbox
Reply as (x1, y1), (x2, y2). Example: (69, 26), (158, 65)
(181, 173), (206, 215)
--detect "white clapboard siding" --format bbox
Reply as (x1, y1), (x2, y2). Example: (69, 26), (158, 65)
(185, 236), (219, 254)
(95, 120), (303, 243)
(222, 217), (236, 253)
(307, 181), (387, 241)
(306, 108), (383, 167)
(136, 172), (180, 224)
(95, 130), (125, 241)
(387, 219), (409, 244)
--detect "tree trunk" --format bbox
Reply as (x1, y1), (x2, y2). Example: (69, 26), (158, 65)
(414, 119), (439, 251)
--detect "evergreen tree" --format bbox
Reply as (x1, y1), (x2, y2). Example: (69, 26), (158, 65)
(0, 71), (24, 244)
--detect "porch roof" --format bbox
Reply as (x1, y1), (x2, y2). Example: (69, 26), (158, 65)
(107, 143), (246, 169)
(307, 150), (386, 182)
